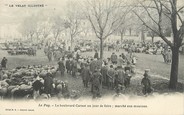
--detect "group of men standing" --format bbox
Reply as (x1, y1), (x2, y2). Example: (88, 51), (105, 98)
(79, 52), (135, 98)
(161, 49), (172, 63)
(55, 47), (153, 98)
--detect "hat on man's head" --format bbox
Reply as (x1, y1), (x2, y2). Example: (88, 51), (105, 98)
(145, 69), (150, 72)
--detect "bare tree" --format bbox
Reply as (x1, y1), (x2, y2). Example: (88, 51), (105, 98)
(133, 0), (184, 89)
(39, 19), (52, 42)
(19, 15), (38, 41)
(83, 0), (132, 59)
(65, 1), (83, 50)
(80, 21), (91, 38)
(119, 27), (126, 44)
(148, 29), (157, 43)
(118, 13), (141, 44)
(51, 16), (67, 43)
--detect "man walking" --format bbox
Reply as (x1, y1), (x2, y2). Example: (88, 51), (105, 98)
(91, 69), (102, 98)
(58, 58), (65, 77)
(81, 64), (91, 88)
(1, 57), (8, 69)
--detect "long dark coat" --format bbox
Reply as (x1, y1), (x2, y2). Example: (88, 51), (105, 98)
(90, 60), (97, 73)
(32, 80), (43, 91)
(116, 69), (125, 84)
(107, 68), (115, 83)
(94, 52), (99, 59)
(58, 61), (65, 73)
(101, 65), (108, 85)
(1, 58), (7, 68)
(92, 71), (102, 87)
(65, 60), (70, 70)
(81, 68), (91, 82)
(71, 60), (78, 72)
(44, 75), (53, 94)
(111, 54), (117, 63)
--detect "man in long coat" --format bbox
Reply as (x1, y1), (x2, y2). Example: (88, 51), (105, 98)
(141, 70), (153, 95)
(44, 73), (54, 97)
(32, 76), (43, 99)
(47, 50), (52, 62)
(107, 65), (116, 89)
(91, 69), (102, 98)
(101, 62), (108, 87)
(117, 55), (124, 67)
(58, 58), (65, 77)
(81, 64), (91, 88)
(114, 66), (125, 94)
(1, 57), (8, 69)
(71, 59), (78, 77)
(90, 59), (97, 73)
(65, 58), (71, 74)
(111, 53), (118, 64)
(94, 50), (99, 59)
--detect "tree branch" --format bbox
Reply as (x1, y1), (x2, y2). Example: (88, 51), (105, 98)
(139, 1), (160, 27)
(177, 6), (184, 12)
(158, 0), (172, 14)
(133, 10), (173, 47)
(87, 15), (100, 38)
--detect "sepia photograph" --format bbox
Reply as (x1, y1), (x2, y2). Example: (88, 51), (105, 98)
(0, 0), (184, 114)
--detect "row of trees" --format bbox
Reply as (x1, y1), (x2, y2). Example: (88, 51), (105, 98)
(18, 2), (83, 50)
(133, 0), (184, 89)
(83, 0), (184, 89)
(18, 0), (183, 89)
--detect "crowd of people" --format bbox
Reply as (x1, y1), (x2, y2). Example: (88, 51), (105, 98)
(44, 42), (66, 62)
(7, 47), (37, 56)
(3, 41), (39, 56)
(56, 49), (153, 98)
(122, 41), (172, 63)
(0, 41), (155, 100)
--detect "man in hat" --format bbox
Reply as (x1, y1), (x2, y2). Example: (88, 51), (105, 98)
(101, 62), (108, 87)
(124, 61), (131, 72)
(65, 57), (71, 74)
(32, 76), (43, 99)
(91, 69), (102, 98)
(58, 58), (65, 77)
(90, 58), (97, 74)
(43, 73), (54, 98)
(71, 59), (78, 77)
(107, 65), (115, 89)
(124, 70), (131, 88)
(1, 57), (8, 69)
(94, 50), (99, 59)
(81, 64), (91, 88)
(117, 55), (124, 67)
(111, 53), (117, 64)
(114, 66), (125, 94)
(141, 69), (153, 95)
(47, 50), (52, 62)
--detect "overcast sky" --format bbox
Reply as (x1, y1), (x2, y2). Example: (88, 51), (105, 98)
(0, 0), (183, 25)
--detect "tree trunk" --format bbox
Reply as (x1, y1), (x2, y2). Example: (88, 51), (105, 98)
(100, 38), (103, 59)
(121, 33), (124, 44)
(141, 30), (145, 42)
(169, 46), (179, 89)
(129, 28), (132, 36)
(70, 35), (73, 51)
(151, 36), (154, 43)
